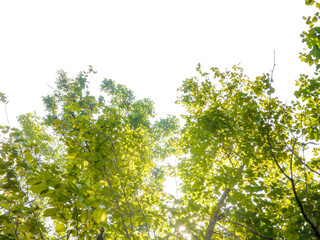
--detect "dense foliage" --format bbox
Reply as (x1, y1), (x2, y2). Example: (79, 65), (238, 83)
(1, 2), (320, 239)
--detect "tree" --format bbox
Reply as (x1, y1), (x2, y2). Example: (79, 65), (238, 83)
(174, 2), (320, 239)
(175, 63), (320, 239)
(0, 112), (62, 239)
(1, 2), (320, 239)
(0, 68), (178, 239)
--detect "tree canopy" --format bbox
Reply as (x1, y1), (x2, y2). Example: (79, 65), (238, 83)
(1, 2), (320, 239)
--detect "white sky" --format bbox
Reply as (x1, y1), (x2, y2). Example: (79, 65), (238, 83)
(0, 0), (317, 127)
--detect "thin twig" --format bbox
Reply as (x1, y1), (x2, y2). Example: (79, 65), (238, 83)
(109, 138), (135, 239)
(106, 178), (131, 239)
(273, 125), (320, 176)
(290, 139), (296, 181)
(227, 220), (276, 240)
(266, 51), (320, 239)
(216, 222), (241, 239)
(212, 230), (234, 240)
(135, 197), (151, 239)
(4, 102), (10, 126)
(266, 52), (291, 180)
(174, 157), (179, 200)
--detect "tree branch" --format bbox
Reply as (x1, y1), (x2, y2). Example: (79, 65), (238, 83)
(109, 137), (135, 239)
(135, 197), (151, 239)
(266, 52), (320, 239)
(302, 144), (318, 228)
(204, 163), (244, 240)
(205, 188), (231, 240)
(227, 220), (276, 240)
(106, 179), (131, 240)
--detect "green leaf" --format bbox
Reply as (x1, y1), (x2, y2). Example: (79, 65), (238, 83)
(31, 182), (48, 194)
(43, 208), (59, 217)
(27, 178), (41, 185)
(0, 202), (10, 210)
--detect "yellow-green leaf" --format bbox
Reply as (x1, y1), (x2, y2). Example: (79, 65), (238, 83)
(55, 223), (66, 232)
(284, 199), (291, 205)
(92, 208), (106, 223)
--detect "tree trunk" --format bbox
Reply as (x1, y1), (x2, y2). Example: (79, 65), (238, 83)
(204, 188), (231, 240)
(205, 164), (244, 239)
